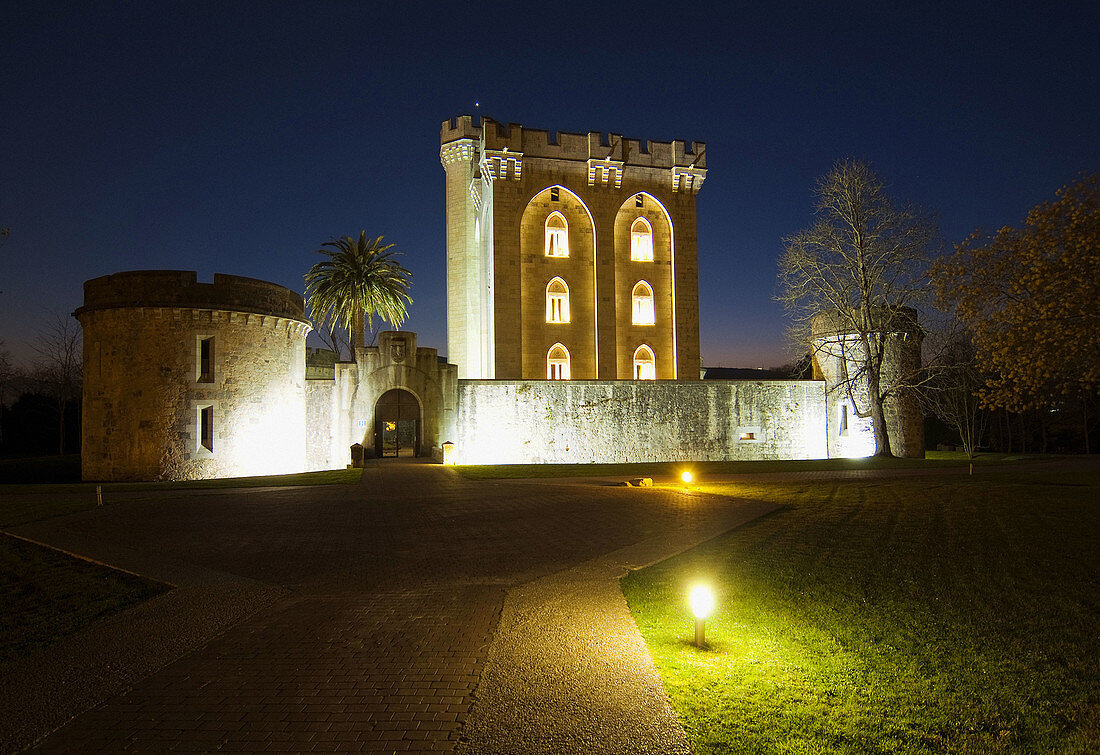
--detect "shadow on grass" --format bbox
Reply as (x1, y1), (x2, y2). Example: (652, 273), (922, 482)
(0, 533), (170, 674)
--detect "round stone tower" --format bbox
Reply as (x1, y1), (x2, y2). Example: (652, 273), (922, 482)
(810, 307), (924, 458)
(75, 271), (311, 481)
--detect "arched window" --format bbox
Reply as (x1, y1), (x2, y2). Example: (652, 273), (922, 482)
(547, 343), (571, 380)
(633, 345), (656, 380)
(630, 217), (653, 261)
(545, 211), (569, 257)
(631, 281), (655, 325)
(545, 277), (570, 323)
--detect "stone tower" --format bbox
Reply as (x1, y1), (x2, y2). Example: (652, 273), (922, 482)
(440, 116), (706, 380)
(811, 307), (924, 458)
(75, 271), (311, 481)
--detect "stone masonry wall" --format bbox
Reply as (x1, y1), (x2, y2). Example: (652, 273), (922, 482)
(305, 378), (338, 471)
(811, 308), (925, 458)
(447, 379), (827, 465)
(442, 115), (703, 381)
(76, 271), (310, 481)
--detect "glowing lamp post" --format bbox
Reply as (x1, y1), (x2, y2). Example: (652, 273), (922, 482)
(690, 585), (714, 648)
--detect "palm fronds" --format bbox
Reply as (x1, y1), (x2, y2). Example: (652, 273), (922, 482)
(304, 231), (412, 351)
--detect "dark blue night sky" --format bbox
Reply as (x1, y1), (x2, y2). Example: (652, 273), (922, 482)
(2, 1), (1097, 369)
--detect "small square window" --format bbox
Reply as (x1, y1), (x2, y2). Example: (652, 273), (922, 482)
(550, 187), (560, 202)
(738, 426), (761, 442)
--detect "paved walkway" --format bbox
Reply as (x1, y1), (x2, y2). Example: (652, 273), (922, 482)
(3, 461), (779, 753)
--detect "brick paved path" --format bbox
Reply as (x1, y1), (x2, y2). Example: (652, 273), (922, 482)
(6, 461), (777, 753)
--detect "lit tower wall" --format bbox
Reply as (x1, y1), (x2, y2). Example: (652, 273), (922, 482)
(440, 119), (493, 378)
(75, 271), (310, 480)
(440, 115), (705, 381)
(811, 307), (924, 458)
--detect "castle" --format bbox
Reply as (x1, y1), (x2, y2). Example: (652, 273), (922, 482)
(75, 116), (922, 481)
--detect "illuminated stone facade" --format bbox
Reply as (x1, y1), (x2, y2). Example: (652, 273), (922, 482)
(446, 380), (828, 465)
(77, 273), (455, 481)
(440, 116), (704, 381)
(811, 309), (924, 458)
(305, 332), (457, 471)
(76, 272), (310, 481)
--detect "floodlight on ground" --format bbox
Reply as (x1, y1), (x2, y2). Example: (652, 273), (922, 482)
(690, 585), (714, 647)
(681, 470), (693, 484)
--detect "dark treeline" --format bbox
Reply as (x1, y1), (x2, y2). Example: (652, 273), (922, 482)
(926, 395), (1097, 455)
(0, 393), (81, 457)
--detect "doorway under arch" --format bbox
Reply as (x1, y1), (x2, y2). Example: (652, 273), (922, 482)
(374, 388), (421, 458)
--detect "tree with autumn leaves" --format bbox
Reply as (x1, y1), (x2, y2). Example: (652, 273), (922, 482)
(934, 176), (1099, 418)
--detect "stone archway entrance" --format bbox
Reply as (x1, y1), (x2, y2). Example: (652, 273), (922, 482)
(374, 388), (421, 458)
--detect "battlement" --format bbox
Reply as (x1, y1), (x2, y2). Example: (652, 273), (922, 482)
(811, 307), (921, 340)
(75, 270), (307, 322)
(440, 115), (705, 169)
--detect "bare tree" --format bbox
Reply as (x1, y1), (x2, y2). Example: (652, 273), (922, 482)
(0, 341), (13, 447)
(314, 321), (352, 361)
(777, 160), (937, 456)
(0, 227), (8, 294)
(919, 324), (987, 459)
(32, 314), (82, 454)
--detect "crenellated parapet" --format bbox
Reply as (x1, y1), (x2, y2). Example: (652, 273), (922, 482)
(440, 115), (706, 192)
(75, 270), (308, 324)
(441, 114), (705, 381)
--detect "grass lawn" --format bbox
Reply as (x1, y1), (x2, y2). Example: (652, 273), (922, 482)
(454, 451), (1055, 479)
(621, 463), (1100, 753)
(0, 454), (83, 483)
(0, 534), (168, 673)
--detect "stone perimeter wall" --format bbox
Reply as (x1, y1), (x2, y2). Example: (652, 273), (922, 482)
(305, 379), (339, 472)
(447, 379), (828, 465)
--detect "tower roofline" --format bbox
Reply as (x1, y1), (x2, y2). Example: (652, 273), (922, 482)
(440, 115), (705, 170)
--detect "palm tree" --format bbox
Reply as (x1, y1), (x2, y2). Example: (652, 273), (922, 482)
(304, 232), (412, 355)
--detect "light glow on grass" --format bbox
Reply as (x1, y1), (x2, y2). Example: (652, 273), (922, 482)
(622, 467), (1100, 753)
(681, 470), (694, 483)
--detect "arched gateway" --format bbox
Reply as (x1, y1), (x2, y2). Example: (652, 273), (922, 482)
(332, 331), (456, 467)
(374, 388), (421, 457)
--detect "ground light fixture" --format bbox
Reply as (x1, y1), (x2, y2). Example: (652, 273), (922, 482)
(681, 470), (693, 484)
(690, 584), (714, 647)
